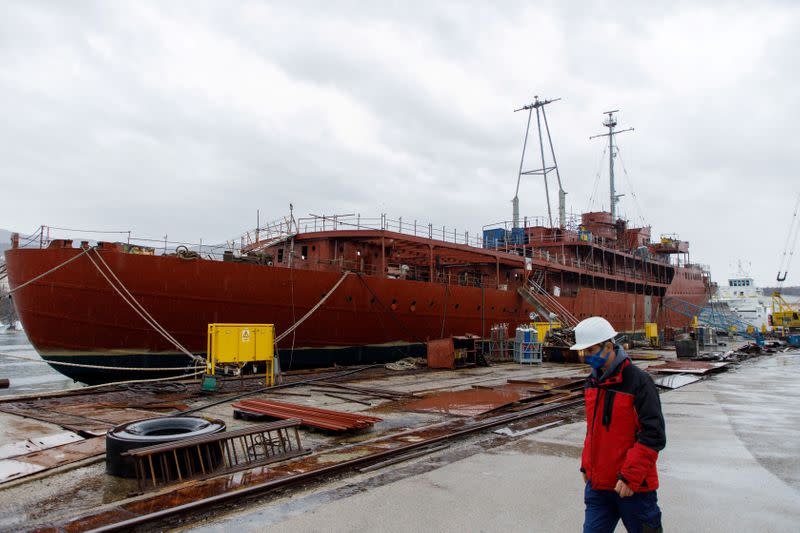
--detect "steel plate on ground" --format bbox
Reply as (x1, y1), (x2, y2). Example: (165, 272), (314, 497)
(651, 361), (730, 374)
(653, 374), (702, 389)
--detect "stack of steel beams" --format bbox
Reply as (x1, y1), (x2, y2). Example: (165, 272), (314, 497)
(232, 399), (382, 431)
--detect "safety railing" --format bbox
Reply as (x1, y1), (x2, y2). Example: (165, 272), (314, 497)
(13, 219), (674, 287)
(296, 214), (486, 248)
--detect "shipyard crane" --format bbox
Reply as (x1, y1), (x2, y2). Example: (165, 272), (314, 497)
(512, 96), (567, 230)
(772, 193), (800, 337)
(589, 110), (634, 221)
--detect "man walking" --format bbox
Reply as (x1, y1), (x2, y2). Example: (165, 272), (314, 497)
(571, 316), (666, 533)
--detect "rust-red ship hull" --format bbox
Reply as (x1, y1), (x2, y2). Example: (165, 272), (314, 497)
(4, 236), (708, 384)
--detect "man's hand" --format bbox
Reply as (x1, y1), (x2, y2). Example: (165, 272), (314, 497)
(614, 479), (633, 497)
(582, 472), (588, 484)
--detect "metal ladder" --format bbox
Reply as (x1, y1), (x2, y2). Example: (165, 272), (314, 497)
(123, 419), (307, 492)
(517, 275), (579, 328)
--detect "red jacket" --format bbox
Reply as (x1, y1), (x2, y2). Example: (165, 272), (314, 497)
(581, 352), (666, 492)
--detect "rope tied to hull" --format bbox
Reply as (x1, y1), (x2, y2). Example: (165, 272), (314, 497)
(8, 249), (352, 381)
(6, 246), (94, 295)
(0, 351), (199, 372)
(274, 270), (350, 344)
(86, 248), (204, 364)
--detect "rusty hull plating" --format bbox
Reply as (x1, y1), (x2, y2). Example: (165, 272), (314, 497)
(3, 211), (709, 384)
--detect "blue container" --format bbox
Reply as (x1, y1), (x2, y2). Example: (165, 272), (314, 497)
(483, 228), (507, 249)
(510, 227), (526, 245)
(788, 335), (800, 348)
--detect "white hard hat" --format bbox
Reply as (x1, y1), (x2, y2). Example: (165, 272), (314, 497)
(570, 316), (617, 351)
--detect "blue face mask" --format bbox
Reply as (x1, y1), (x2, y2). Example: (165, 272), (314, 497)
(584, 345), (611, 370)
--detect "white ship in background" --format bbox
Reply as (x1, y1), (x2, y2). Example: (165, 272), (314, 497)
(713, 263), (770, 329)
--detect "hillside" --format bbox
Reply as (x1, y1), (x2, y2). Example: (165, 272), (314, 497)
(0, 228), (12, 259)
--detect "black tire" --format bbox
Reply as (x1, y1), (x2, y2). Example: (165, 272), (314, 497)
(106, 416), (226, 478)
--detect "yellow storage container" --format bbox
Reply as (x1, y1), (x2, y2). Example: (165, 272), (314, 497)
(644, 323), (658, 339)
(531, 321), (561, 343)
(207, 324), (275, 385)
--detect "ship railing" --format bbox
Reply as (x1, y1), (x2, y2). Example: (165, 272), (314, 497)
(240, 215), (297, 252)
(481, 213), (583, 233)
(493, 245), (667, 285)
(519, 232), (671, 266)
(295, 214), (488, 249)
(18, 225), (244, 261)
(15, 225), (669, 286)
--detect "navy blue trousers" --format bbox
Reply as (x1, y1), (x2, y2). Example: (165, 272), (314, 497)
(583, 483), (662, 533)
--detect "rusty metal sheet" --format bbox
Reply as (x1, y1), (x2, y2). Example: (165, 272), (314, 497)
(0, 403), (112, 434)
(234, 399), (382, 431)
(473, 382), (547, 393)
(629, 352), (662, 360)
(54, 403), (157, 425)
(0, 437), (105, 483)
(506, 376), (587, 390)
(16, 436), (105, 468)
(0, 431), (83, 460)
(0, 459), (46, 483)
(426, 337), (455, 369)
(402, 388), (525, 417)
(651, 361), (730, 374)
(0, 387), (184, 435)
(653, 374), (702, 389)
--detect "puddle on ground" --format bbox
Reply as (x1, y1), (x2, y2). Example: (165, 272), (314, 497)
(402, 389), (524, 417)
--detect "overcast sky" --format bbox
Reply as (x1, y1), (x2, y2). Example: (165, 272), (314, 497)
(1, 0), (799, 286)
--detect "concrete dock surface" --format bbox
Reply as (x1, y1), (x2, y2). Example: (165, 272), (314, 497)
(190, 352), (800, 532)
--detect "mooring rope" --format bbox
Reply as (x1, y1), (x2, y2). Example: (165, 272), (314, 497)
(86, 249), (203, 364)
(56, 369), (205, 392)
(0, 351), (197, 372)
(5, 250), (350, 382)
(274, 270), (350, 343)
(6, 246), (94, 295)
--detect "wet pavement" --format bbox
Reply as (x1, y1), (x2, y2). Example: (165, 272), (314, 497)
(190, 351), (800, 532)
(0, 329), (77, 397)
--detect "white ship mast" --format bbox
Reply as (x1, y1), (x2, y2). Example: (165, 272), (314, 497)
(590, 110), (634, 220)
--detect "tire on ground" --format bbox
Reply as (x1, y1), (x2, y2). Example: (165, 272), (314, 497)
(106, 416), (226, 478)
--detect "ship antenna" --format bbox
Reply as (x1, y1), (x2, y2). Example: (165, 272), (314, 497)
(513, 96), (566, 229)
(590, 110), (634, 220)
